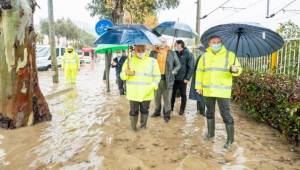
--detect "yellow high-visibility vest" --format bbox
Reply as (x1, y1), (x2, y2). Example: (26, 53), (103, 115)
(195, 46), (242, 99)
(121, 53), (161, 102)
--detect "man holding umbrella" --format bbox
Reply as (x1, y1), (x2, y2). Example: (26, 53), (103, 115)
(121, 45), (161, 131)
(150, 38), (181, 123)
(195, 35), (242, 149)
(111, 50), (127, 95)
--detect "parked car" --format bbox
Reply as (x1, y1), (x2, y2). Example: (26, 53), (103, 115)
(36, 45), (65, 71)
(80, 47), (94, 64)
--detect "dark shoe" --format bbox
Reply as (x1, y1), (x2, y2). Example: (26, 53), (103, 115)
(197, 110), (205, 116)
(151, 109), (161, 117)
(224, 124), (234, 149)
(207, 119), (215, 139)
(140, 114), (149, 129)
(164, 117), (170, 123)
(130, 116), (138, 131)
(179, 109), (185, 115)
(164, 111), (171, 123)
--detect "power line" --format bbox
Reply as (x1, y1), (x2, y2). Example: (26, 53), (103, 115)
(267, 0), (298, 18)
(209, 0), (263, 24)
(200, 0), (231, 19)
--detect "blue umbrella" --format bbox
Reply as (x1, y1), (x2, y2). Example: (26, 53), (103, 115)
(201, 23), (284, 58)
(153, 21), (198, 39)
(94, 24), (161, 45)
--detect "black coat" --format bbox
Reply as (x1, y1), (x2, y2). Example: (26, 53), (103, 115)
(175, 48), (194, 81)
(189, 55), (204, 101)
(112, 56), (127, 77)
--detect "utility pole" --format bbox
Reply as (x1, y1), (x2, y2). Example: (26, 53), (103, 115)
(195, 0), (201, 45)
(266, 0), (270, 18)
(48, 0), (59, 83)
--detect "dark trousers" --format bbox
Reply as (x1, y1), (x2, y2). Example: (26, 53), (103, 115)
(171, 80), (187, 112)
(197, 101), (205, 114)
(116, 76), (125, 94)
(205, 97), (234, 124)
(129, 101), (151, 116)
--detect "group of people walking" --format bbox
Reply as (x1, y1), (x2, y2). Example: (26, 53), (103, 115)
(113, 35), (242, 149)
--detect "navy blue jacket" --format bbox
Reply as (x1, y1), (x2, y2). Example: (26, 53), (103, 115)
(112, 56), (127, 77)
(175, 48), (194, 80)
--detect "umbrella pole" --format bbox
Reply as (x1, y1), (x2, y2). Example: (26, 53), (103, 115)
(234, 32), (242, 65)
(105, 52), (111, 92)
(172, 29), (177, 50)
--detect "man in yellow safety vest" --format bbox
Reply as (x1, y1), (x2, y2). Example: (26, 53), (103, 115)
(62, 46), (80, 85)
(195, 35), (242, 148)
(121, 45), (160, 131)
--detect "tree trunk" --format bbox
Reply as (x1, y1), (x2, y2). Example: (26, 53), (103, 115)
(48, 0), (58, 83)
(0, 0), (52, 129)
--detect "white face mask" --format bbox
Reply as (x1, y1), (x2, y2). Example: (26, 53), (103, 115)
(137, 52), (145, 59)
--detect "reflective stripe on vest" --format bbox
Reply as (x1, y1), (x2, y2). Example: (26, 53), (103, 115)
(202, 51), (229, 72)
(127, 58), (158, 86)
(203, 85), (232, 90)
(65, 54), (77, 64)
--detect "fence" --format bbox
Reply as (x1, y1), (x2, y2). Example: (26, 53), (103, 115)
(240, 38), (300, 79)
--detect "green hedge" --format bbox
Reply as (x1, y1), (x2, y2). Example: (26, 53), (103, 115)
(233, 71), (300, 145)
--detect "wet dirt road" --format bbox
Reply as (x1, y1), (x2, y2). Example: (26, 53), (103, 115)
(0, 61), (300, 170)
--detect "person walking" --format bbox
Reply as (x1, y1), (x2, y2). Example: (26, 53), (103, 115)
(62, 46), (80, 85)
(112, 50), (127, 95)
(150, 38), (181, 122)
(195, 35), (242, 148)
(189, 45), (206, 116)
(121, 45), (160, 131)
(171, 40), (194, 115)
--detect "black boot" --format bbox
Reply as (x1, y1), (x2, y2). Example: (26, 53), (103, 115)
(224, 124), (234, 149)
(179, 103), (186, 115)
(130, 116), (138, 131)
(207, 119), (215, 139)
(140, 114), (149, 128)
(151, 108), (161, 117)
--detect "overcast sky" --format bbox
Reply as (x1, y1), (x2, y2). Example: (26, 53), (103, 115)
(34, 0), (300, 35)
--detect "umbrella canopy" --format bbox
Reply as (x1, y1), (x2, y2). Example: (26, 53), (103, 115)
(153, 21), (198, 39)
(95, 44), (128, 54)
(94, 24), (162, 45)
(201, 23), (284, 57)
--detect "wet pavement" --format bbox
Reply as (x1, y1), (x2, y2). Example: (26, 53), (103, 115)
(0, 60), (300, 170)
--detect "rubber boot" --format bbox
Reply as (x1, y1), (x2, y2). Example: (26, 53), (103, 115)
(207, 119), (215, 139)
(140, 114), (149, 129)
(130, 116), (138, 131)
(224, 124), (234, 149)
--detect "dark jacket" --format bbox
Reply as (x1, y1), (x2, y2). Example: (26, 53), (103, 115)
(112, 56), (127, 77)
(189, 55), (204, 101)
(175, 48), (194, 81)
(150, 49), (181, 89)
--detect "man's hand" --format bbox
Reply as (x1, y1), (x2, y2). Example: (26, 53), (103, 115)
(196, 90), (203, 95)
(125, 69), (135, 76)
(184, 80), (189, 84)
(111, 61), (117, 66)
(230, 65), (238, 73)
(172, 70), (177, 75)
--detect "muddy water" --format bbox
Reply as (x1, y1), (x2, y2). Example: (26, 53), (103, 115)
(0, 61), (299, 170)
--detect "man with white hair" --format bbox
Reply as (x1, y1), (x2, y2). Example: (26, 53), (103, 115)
(150, 37), (181, 123)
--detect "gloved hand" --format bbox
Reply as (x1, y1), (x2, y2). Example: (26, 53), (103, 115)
(230, 65), (238, 73)
(125, 68), (135, 76)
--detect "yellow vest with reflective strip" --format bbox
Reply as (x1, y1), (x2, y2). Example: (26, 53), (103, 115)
(195, 46), (242, 99)
(62, 52), (80, 69)
(121, 53), (161, 102)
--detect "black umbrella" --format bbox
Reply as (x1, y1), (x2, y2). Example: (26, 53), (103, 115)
(201, 23), (284, 60)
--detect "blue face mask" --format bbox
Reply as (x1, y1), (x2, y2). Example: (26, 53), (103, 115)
(211, 44), (222, 52)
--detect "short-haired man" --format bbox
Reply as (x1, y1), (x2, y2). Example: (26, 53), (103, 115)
(195, 35), (242, 148)
(171, 40), (194, 115)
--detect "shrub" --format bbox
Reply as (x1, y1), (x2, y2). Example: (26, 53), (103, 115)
(233, 70), (300, 145)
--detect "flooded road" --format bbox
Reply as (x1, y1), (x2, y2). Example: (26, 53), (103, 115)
(0, 60), (299, 170)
